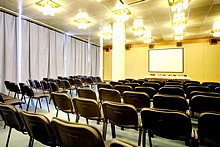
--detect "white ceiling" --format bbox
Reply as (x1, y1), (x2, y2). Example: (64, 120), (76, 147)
(0, 0), (220, 46)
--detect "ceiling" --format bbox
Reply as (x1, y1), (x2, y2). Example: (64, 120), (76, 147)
(0, 0), (220, 46)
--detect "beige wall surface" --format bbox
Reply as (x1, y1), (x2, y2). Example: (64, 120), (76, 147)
(103, 41), (220, 82)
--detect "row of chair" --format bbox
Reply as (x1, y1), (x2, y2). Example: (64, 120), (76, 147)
(0, 103), (138, 147)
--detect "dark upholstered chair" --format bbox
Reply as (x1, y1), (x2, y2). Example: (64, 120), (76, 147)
(97, 83), (114, 90)
(190, 95), (220, 118)
(102, 101), (142, 146)
(109, 81), (123, 87)
(4, 80), (13, 95)
(20, 110), (59, 147)
(0, 93), (25, 109)
(153, 94), (189, 113)
(141, 108), (194, 147)
(134, 86), (157, 100)
(48, 82), (66, 103)
(133, 79), (145, 86)
(142, 82), (161, 92)
(186, 86), (210, 98)
(125, 83), (140, 90)
(61, 80), (75, 96)
(114, 85), (133, 96)
(98, 88), (121, 103)
(40, 80), (50, 94)
(198, 112), (220, 146)
(51, 92), (76, 121)
(118, 80), (129, 84)
(0, 104), (27, 147)
(77, 88), (98, 101)
(123, 91), (150, 111)
(159, 87), (185, 97)
(24, 85), (50, 113)
(51, 117), (105, 147)
(72, 98), (104, 124)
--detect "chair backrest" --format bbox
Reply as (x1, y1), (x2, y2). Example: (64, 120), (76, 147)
(98, 88), (121, 103)
(125, 83), (140, 90)
(61, 80), (71, 89)
(4, 80), (13, 92)
(109, 81), (123, 87)
(142, 82), (161, 92)
(118, 80), (130, 84)
(40, 80), (49, 91)
(123, 91), (150, 111)
(20, 110), (58, 146)
(141, 108), (192, 142)
(51, 92), (75, 113)
(148, 80), (164, 87)
(114, 85), (133, 96)
(132, 79), (145, 86)
(134, 86), (157, 99)
(77, 88), (97, 100)
(23, 85), (34, 97)
(202, 82), (220, 86)
(191, 95), (220, 114)
(186, 86), (210, 96)
(189, 91), (220, 101)
(33, 80), (42, 90)
(19, 83), (27, 95)
(48, 82), (59, 92)
(0, 103), (25, 132)
(97, 83), (113, 90)
(153, 94), (189, 112)
(198, 112), (220, 146)
(102, 101), (139, 129)
(94, 76), (102, 83)
(10, 82), (20, 93)
(159, 87), (185, 97)
(73, 98), (102, 120)
(183, 80), (200, 86)
(26, 79), (35, 88)
(51, 117), (105, 147)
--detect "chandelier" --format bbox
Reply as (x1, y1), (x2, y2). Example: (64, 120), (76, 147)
(168, 0), (191, 12)
(73, 12), (91, 29)
(101, 25), (113, 40)
(36, 0), (61, 16)
(143, 28), (152, 43)
(132, 19), (145, 36)
(172, 12), (187, 41)
(112, 3), (131, 22)
(212, 21), (220, 37)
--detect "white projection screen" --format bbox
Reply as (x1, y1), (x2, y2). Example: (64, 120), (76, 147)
(148, 48), (184, 73)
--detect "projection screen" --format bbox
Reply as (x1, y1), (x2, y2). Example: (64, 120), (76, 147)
(148, 48), (184, 73)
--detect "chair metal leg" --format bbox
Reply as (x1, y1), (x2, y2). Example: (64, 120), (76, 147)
(138, 128), (142, 146)
(28, 137), (34, 147)
(26, 97), (31, 111)
(45, 97), (50, 112)
(102, 122), (107, 140)
(56, 110), (59, 117)
(148, 131), (153, 147)
(6, 127), (12, 147)
(34, 99), (39, 113)
(75, 115), (80, 123)
(67, 113), (70, 121)
(111, 123), (116, 138)
(38, 99), (42, 109)
(143, 129), (146, 147)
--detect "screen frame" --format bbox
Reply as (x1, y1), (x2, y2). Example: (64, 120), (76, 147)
(148, 47), (184, 73)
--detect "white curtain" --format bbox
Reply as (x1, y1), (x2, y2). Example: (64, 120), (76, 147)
(0, 12), (17, 93)
(65, 35), (76, 76)
(0, 11), (101, 94)
(20, 19), (30, 83)
(38, 26), (49, 80)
